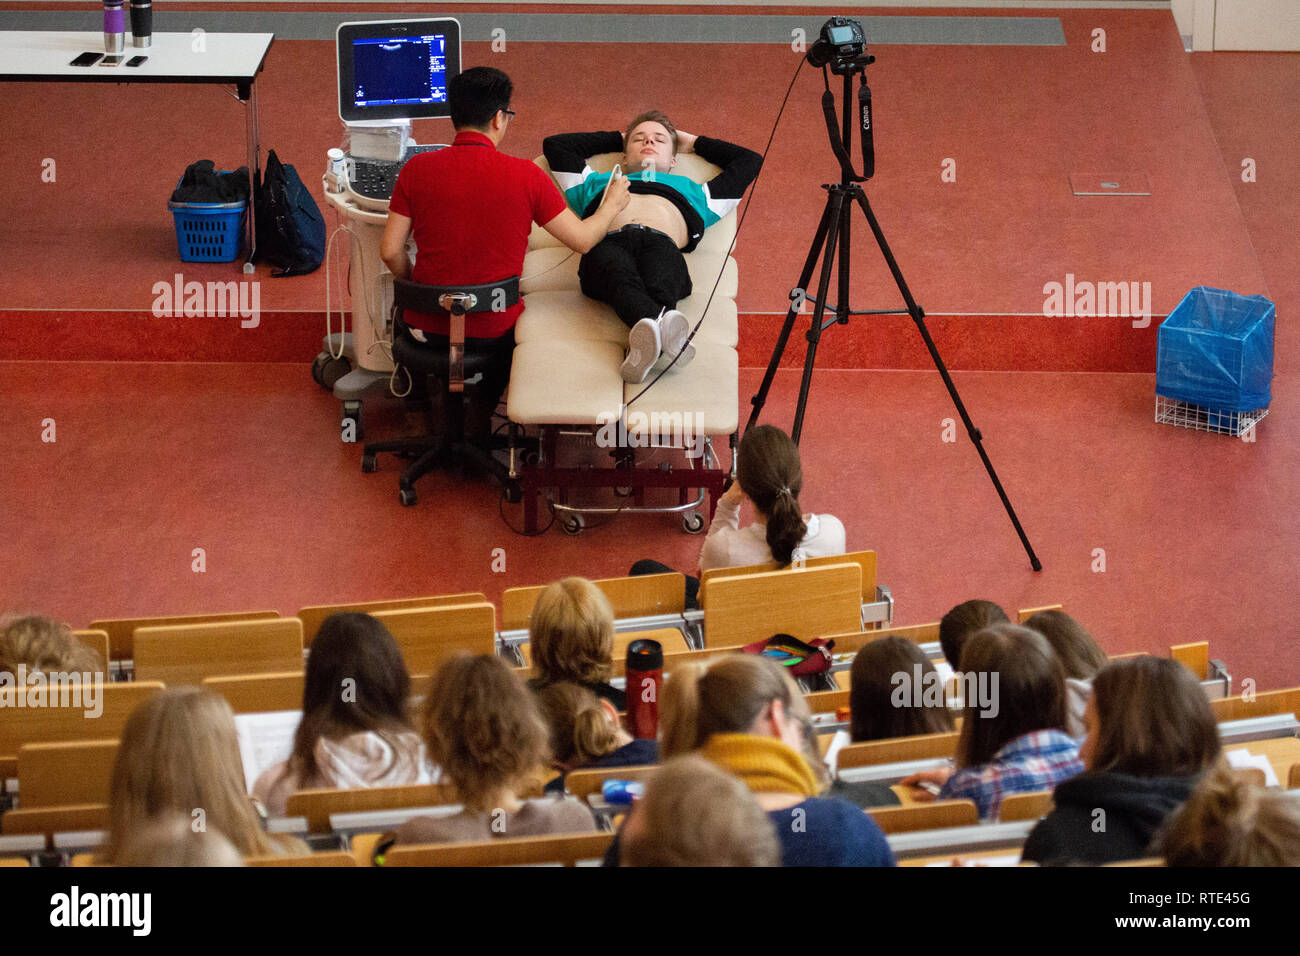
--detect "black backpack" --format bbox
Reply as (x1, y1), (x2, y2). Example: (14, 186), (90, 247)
(254, 150), (326, 276)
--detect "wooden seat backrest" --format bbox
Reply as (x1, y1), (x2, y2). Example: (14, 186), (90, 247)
(868, 799), (978, 834)
(703, 563), (862, 649)
(1170, 641), (1210, 680)
(382, 831), (614, 867)
(1, 803), (109, 837)
(998, 790), (1054, 822)
(286, 782), (460, 834)
(133, 618), (303, 687)
(836, 731), (961, 770)
(823, 621), (942, 657)
(518, 627), (691, 670)
(17, 739), (119, 808)
(501, 573), (686, 632)
(298, 593), (487, 645)
(69, 629), (111, 673)
(1210, 687), (1300, 723)
(1017, 605), (1063, 623)
(698, 551), (877, 608)
(371, 603), (497, 676)
(202, 671), (305, 714)
(245, 850), (357, 867)
(88, 610), (280, 660)
(562, 764), (658, 801)
(0, 681), (164, 777)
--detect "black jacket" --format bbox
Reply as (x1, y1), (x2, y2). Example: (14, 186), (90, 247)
(1021, 771), (1198, 865)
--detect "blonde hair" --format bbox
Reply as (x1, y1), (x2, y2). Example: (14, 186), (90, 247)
(1158, 765), (1300, 866)
(661, 655), (828, 791)
(103, 688), (296, 862)
(534, 681), (619, 767)
(113, 814), (245, 867)
(0, 615), (103, 677)
(529, 578), (615, 686)
(421, 655), (550, 813)
(623, 755), (781, 867)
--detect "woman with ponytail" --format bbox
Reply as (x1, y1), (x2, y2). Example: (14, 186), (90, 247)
(607, 655), (894, 867)
(629, 425), (846, 607)
(698, 424), (845, 572)
(535, 682), (658, 794)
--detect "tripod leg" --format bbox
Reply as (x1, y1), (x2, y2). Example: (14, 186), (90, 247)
(850, 188), (1043, 571)
(792, 189), (847, 444)
(746, 195), (838, 434)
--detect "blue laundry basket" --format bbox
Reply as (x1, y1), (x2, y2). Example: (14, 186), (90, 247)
(168, 173), (247, 263)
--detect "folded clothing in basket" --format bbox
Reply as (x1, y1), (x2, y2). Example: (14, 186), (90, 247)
(171, 160), (250, 204)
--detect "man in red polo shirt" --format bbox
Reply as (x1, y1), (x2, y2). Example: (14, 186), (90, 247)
(380, 66), (629, 430)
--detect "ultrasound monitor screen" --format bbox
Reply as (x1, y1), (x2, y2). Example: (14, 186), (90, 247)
(338, 19), (461, 122)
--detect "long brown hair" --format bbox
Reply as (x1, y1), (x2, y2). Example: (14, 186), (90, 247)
(1024, 610), (1108, 681)
(955, 624), (1068, 768)
(421, 655), (549, 813)
(939, 599), (1009, 669)
(1087, 656), (1220, 776)
(103, 688), (291, 861)
(736, 425), (807, 567)
(289, 612), (414, 784)
(849, 636), (955, 742)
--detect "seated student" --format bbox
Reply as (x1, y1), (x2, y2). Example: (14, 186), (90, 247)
(527, 577), (625, 710)
(100, 688), (306, 862)
(0, 614), (103, 678)
(535, 682), (657, 796)
(253, 613), (437, 816)
(622, 754), (781, 867)
(1023, 609), (1108, 739)
(938, 599), (1010, 671)
(828, 637), (955, 809)
(902, 624), (1084, 821)
(631, 424), (846, 607)
(1021, 656), (1222, 865)
(544, 111), (761, 383)
(608, 655), (894, 867)
(388, 655), (595, 847)
(1156, 765), (1300, 866)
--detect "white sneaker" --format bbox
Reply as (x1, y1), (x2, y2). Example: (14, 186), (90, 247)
(621, 317), (662, 384)
(657, 309), (695, 370)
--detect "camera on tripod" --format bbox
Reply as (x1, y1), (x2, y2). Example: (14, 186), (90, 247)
(806, 16), (873, 74)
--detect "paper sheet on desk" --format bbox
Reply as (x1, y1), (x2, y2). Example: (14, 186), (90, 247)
(1225, 747), (1279, 787)
(234, 710), (301, 793)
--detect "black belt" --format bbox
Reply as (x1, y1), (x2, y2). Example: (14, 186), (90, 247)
(606, 223), (673, 242)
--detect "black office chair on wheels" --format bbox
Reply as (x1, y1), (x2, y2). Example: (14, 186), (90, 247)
(361, 276), (526, 506)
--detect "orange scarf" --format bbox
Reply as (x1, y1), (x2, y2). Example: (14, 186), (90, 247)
(699, 733), (819, 797)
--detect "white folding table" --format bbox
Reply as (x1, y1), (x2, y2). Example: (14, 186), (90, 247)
(0, 30), (274, 272)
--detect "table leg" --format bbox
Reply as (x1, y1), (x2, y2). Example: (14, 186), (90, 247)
(242, 79), (260, 274)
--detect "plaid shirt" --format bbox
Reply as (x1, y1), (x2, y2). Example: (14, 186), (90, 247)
(940, 730), (1083, 820)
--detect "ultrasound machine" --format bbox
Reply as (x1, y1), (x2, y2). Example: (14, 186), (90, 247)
(314, 18), (461, 437)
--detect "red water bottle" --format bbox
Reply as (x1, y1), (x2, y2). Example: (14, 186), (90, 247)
(624, 638), (663, 740)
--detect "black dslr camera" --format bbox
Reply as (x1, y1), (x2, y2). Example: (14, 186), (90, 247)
(806, 17), (871, 73)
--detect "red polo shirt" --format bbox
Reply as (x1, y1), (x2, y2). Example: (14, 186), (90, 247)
(389, 130), (567, 338)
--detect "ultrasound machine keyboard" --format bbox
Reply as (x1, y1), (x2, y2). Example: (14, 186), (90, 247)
(347, 144), (447, 206)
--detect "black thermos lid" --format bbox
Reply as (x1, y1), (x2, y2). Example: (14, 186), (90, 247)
(625, 638), (663, 671)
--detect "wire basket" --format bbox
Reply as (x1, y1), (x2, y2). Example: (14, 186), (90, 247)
(1154, 395), (1267, 438)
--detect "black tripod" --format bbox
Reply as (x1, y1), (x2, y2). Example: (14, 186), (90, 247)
(747, 57), (1042, 571)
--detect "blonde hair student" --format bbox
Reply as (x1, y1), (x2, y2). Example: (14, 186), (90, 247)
(528, 577), (624, 709)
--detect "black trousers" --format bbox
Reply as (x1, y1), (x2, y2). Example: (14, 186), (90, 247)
(578, 226), (693, 328)
(402, 325), (515, 433)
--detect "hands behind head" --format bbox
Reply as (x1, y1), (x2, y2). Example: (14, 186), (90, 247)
(676, 131), (698, 154)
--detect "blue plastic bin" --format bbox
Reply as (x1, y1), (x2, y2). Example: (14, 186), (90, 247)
(168, 173), (247, 263)
(1156, 287), (1274, 413)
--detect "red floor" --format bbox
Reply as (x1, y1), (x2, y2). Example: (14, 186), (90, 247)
(1, 9), (1296, 690)
(0, 8), (1280, 372)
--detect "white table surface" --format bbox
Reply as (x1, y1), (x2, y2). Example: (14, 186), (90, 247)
(0, 31), (273, 81)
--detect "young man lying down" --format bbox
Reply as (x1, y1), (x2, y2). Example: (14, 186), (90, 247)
(543, 112), (762, 383)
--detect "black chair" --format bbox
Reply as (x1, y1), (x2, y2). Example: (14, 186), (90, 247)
(361, 277), (526, 506)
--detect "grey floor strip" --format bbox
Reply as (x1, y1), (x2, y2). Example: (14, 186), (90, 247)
(0, 11), (1065, 45)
